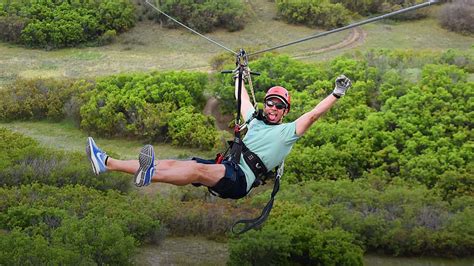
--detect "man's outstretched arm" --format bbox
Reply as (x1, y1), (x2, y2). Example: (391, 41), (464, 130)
(295, 75), (352, 136)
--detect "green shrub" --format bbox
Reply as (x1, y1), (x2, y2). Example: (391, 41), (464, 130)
(97, 29), (117, 45)
(150, 0), (246, 33)
(331, 0), (429, 18)
(380, 0), (429, 21)
(51, 215), (136, 265)
(0, 184), (168, 265)
(276, 0), (352, 29)
(0, 128), (40, 170)
(0, 0), (135, 48)
(0, 78), (82, 122)
(0, 183), (246, 263)
(169, 107), (219, 149)
(229, 202), (364, 265)
(80, 71), (217, 149)
(273, 178), (474, 257)
(0, 15), (26, 43)
(0, 229), (86, 265)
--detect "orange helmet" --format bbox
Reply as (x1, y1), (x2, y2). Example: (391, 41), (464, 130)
(264, 86), (290, 111)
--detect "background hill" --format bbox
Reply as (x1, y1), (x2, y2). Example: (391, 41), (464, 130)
(0, 1), (472, 87)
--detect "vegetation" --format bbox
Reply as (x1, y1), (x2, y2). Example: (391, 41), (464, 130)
(0, 128), (130, 191)
(330, 0), (428, 17)
(223, 50), (473, 264)
(438, 0), (474, 34)
(276, 0), (352, 29)
(229, 202), (364, 265)
(0, 72), (219, 150)
(0, 0), (472, 263)
(275, 0), (430, 30)
(0, 0), (135, 49)
(79, 71), (218, 149)
(235, 178), (473, 262)
(144, 0), (246, 33)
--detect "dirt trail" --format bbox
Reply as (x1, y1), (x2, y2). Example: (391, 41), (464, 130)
(292, 27), (366, 60)
(203, 97), (233, 130)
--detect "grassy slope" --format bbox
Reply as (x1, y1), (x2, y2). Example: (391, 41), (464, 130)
(1, 1), (472, 87)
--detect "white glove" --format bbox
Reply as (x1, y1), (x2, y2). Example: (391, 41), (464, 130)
(332, 75), (352, 98)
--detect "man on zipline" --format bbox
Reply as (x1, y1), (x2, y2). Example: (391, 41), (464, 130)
(86, 74), (351, 199)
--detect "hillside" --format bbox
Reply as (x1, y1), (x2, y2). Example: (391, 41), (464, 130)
(0, 0), (472, 87)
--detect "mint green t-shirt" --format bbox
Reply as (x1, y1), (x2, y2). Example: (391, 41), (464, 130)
(240, 107), (300, 192)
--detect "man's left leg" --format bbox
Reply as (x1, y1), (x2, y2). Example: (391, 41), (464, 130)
(106, 144), (223, 187)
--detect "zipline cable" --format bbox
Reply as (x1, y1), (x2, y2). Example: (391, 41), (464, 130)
(144, 0), (238, 55)
(249, 0), (440, 56)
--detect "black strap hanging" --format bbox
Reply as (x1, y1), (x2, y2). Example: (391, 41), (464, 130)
(231, 170), (282, 235)
(231, 161), (285, 235)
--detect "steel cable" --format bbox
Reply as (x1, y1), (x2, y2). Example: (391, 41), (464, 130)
(144, 0), (238, 55)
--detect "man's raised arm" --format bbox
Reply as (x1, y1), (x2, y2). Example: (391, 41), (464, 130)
(235, 77), (253, 120)
(295, 75), (352, 136)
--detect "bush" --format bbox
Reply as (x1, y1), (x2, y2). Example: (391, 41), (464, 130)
(439, 0), (474, 34)
(273, 178), (474, 257)
(229, 202), (364, 265)
(0, 15), (26, 43)
(276, 0), (352, 29)
(97, 29), (117, 45)
(151, 0), (246, 33)
(0, 184), (168, 264)
(79, 71), (218, 149)
(0, 0), (135, 48)
(0, 78), (83, 122)
(380, 0), (429, 21)
(169, 107), (219, 149)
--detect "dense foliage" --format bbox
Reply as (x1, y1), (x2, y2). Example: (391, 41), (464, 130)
(438, 0), (474, 34)
(0, 72), (219, 149)
(0, 0), (135, 48)
(275, 0), (429, 29)
(229, 177), (473, 264)
(229, 202), (364, 265)
(79, 71), (219, 149)
(220, 50), (473, 261)
(275, 0), (351, 29)
(0, 180), (239, 264)
(145, 0), (246, 33)
(1, 49), (473, 264)
(0, 184), (163, 265)
(0, 79), (84, 122)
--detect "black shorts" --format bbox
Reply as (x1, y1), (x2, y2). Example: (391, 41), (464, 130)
(192, 157), (248, 199)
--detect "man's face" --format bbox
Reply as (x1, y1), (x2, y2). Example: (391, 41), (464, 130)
(264, 97), (288, 124)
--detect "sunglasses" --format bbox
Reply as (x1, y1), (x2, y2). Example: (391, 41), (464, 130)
(265, 100), (287, 110)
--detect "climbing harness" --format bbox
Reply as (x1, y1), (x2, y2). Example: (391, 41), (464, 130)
(143, 0), (441, 234)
